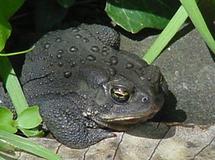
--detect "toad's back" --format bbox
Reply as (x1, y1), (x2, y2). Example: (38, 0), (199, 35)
(21, 25), (155, 98)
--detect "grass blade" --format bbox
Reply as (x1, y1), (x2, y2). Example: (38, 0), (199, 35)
(143, 5), (188, 64)
(0, 156), (6, 160)
(0, 130), (61, 160)
(180, 0), (215, 54)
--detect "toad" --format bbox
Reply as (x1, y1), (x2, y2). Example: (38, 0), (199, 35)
(20, 24), (168, 148)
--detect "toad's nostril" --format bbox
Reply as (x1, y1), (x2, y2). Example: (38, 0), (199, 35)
(141, 96), (149, 103)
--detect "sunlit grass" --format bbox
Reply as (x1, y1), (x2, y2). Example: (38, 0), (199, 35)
(143, 0), (214, 64)
(0, 130), (61, 160)
(143, 5), (188, 64)
(180, 0), (215, 53)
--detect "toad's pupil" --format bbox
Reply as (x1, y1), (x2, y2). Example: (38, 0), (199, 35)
(111, 87), (129, 103)
(115, 88), (128, 96)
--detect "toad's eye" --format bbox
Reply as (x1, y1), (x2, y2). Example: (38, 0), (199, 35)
(111, 87), (130, 103)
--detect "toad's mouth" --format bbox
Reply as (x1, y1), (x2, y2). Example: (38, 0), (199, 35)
(99, 113), (154, 125)
(97, 106), (160, 125)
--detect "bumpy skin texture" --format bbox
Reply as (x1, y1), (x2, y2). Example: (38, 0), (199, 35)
(21, 24), (167, 149)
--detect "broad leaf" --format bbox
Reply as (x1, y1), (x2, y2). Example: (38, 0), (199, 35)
(0, 107), (13, 123)
(0, 15), (11, 51)
(0, 0), (25, 51)
(0, 124), (17, 133)
(16, 106), (42, 129)
(105, 0), (180, 33)
(19, 128), (44, 137)
(0, 0), (24, 20)
(0, 107), (17, 133)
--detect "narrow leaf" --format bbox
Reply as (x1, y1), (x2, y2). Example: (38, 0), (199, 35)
(0, 156), (6, 160)
(0, 57), (28, 115)
(0, 130), (61, 160)
(143, 5), (188, 64)
(180, 0), (215, 54)
(0, 139), (16, 153)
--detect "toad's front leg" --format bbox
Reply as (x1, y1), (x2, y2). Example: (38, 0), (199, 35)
(37, 93), (114, 149)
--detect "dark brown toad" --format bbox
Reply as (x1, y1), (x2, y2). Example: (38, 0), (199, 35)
(20, 24), (168, 148)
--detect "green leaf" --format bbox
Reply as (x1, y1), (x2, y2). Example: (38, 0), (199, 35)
(57, 0), (75, 8)
(0, 130), (61, 160)
(0, 0), (24, 20)
(0, 0), (28, 115)
(0, 124), (17, 133)
(0, 139), (16, 153)
(0, 15), (11, 51)
(0, 0), (24, 51)
(0, 107), (13, 123)
(16, 106), (42, 129)
(19, 128), (44, 137)
(0, 57), (28, 115)
(143, 5), (188, 64)
(180, 0), (215, 54)
(0, 107), (17, 133)
(0, 156), (6, 160)
(105, 0), (179, 33)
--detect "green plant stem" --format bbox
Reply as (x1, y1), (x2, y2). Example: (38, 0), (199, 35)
(0, 57), (28, 115)
(180, 0), (215, 54)
(0, 46), (35, 57)
(0, 47), (34, 115)
(143, 5), (188, 64)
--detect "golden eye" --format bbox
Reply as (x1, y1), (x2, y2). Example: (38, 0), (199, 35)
(111, 87), (130, 103)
